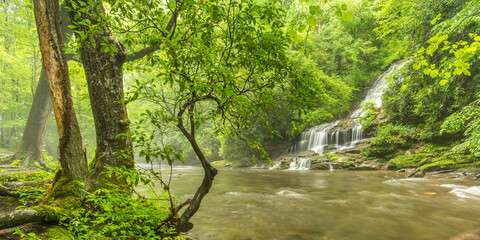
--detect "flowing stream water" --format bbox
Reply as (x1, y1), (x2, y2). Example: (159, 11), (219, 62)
(288, 61), (406, 156)
(136, 166), (480, 240)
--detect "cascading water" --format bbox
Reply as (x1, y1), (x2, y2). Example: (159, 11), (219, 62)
(287, 61), (406, 159)
(288, 157), (311, 170)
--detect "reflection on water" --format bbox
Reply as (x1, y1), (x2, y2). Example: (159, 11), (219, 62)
(136, 166), (480, 240)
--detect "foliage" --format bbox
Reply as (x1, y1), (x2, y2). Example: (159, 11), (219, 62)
(359, 100), (378, 130)
(0, 0), (41, 150)
(441, 100), (480, 156)
(61, 188), (178, 240)
(386, 141), (478, 171)
(370, 123), (417, 156)
(13, 229), (38, 240)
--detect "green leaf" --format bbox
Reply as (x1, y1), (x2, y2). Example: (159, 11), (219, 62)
(307, 16), (318, 26)
(341, 3), (348, 11)
(342, 11), (354, 21)
(430, 13), (442, 25)
(194, 121), (200, 130)
(439, 79), (448, 86)
(400, 84), (408, 92)
(309, 6), (320, 15)
(423, 68), (431, 75)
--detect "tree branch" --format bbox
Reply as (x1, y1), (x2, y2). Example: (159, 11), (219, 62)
(124, 0), (184, 63)
(125, 46), (160, 63)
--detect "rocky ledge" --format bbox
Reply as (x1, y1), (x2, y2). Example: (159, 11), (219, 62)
(275, 138), (480, 181)
(276, 149), (387, 171)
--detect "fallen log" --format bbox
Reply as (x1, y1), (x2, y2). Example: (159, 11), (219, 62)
(0, 209), (41, 230)
(0, 185), (18, 197)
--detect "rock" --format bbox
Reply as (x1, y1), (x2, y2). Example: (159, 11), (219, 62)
(310, 159), (341, 170)
(298, 150), (319, 157)
(450, 231), (480, 240)
(309, 160), (331, 170)
(407, 169), (425, 178)
(276, 156), (296, 170)
(350, 160), (384, 170)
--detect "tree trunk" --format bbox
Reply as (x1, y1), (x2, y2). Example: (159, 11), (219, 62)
(177, 109), (217, 232)
(33, 0), (88, 193)
(65, 0), (133, 187)
(10, 68), (51, 167)
(11, 5), (73, 168)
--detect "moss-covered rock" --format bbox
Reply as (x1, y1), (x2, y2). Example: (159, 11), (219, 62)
(42, 225), (72, 240)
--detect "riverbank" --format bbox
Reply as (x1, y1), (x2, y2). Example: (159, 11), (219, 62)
(211, 133), (480, 181)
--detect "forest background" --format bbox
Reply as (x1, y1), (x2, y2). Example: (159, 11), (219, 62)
(1, 0), (480, 238)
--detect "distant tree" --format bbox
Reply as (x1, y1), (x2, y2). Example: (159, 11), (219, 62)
(11, 6), (74, 167)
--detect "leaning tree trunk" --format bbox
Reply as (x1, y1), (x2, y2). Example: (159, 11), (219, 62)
(34, 0), (88, 193)
(176, 106), (217, 232)
(10, 68), (51, 167)
(11, 4), (74, 168)
(65, 0), (133, 188)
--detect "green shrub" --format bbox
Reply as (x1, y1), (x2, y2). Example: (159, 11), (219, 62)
(62, 188), (180, 239)
(370, 123), (417, 156)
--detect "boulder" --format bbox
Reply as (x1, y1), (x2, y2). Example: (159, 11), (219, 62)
(298, 150), (319, 157)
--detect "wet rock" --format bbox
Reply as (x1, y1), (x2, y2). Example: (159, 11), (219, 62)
(350, 160), (384, 170)
(276, 156), (296, 170)
(309, 160), (330, 170)
(450, 230), (480, 240)
(407, 169), (425, 178)
(298, 150), (319, 157)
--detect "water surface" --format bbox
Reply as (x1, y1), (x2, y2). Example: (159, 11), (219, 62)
(137, 166), (480, 240)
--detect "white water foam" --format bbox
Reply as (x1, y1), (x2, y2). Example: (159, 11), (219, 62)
(441, 184), (480, 201)
(287, 157), (311, 170)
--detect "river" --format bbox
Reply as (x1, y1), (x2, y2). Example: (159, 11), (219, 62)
(136, 166), (480, 240)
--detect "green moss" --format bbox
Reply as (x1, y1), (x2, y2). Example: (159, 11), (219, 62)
(50, 177), (80, 199)
(88, 155), (98, 174)
(211, 160), (246, 167)
(386, 141), (480, 172)
(43, 225), (72, 240)
(341, 162), (355, 169)
(32, 205), (64, 223)
(387, 155), (421, 170)
(324, 153), (338, 160)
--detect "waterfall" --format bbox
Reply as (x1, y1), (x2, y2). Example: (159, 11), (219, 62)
(288, 157), (311, 170)
(287, 61), (406, 156)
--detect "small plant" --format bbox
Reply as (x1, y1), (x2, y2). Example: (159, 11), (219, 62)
(13, 229), (39, 240)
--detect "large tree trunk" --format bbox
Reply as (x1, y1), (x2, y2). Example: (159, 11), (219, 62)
(10, 68), (51, 167)
(65, 0), (133, 187)
(11, 5), (74, 168)
(34, 0), (88, 193)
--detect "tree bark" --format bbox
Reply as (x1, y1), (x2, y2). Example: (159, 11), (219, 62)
(11, 5), (74, 168)
(176, 107), (217, 232)
(10, 68), (51, 167)
(65, 0), (133, 187)
(33, 0), (88, 193)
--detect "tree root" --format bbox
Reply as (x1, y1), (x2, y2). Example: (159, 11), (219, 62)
(0, 209), (41, 230)
(0, 185), (19, 197)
